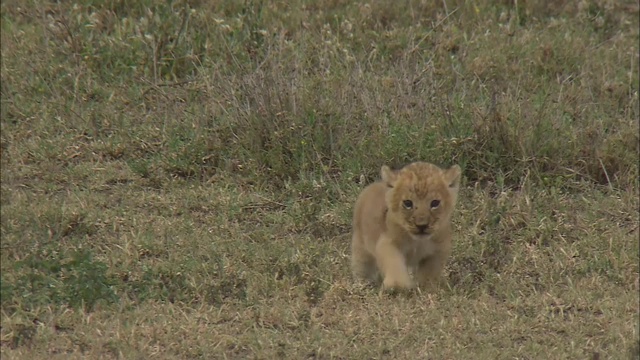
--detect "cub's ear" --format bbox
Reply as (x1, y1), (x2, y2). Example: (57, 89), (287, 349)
(445, 165), (461, 191)
(380, 165), (398, 187)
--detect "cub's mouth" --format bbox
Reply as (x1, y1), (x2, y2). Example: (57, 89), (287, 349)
(412, 225), (432, 236)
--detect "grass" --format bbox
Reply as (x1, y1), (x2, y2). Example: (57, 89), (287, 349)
(1, 0), (638, 358)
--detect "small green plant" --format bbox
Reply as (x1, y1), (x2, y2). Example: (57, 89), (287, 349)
(4, 247), (117, 312)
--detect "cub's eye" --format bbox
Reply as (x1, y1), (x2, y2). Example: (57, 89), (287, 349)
(402, 200), (413, 209)
(430, 200), (441, 209)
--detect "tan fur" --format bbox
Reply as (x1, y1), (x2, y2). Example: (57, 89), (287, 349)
(351, 162), (461, 291)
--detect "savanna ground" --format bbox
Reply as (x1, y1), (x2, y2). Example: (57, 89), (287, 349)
(1, 0), (639, 359)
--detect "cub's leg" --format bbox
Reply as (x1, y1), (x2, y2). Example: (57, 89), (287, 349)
(351, 234), (379, 283)
(415, 253), (448, 290)
(375, 234), (413, 290)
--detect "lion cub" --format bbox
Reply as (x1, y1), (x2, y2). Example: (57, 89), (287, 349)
(351, 162), (461, 291)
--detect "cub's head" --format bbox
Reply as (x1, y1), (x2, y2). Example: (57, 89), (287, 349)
(381, 162), (461, 239)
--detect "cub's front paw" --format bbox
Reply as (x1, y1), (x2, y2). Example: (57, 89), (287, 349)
(382, 275), (414, 291)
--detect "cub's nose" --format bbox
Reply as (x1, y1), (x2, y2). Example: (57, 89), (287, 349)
(416, 224), (428, 233)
